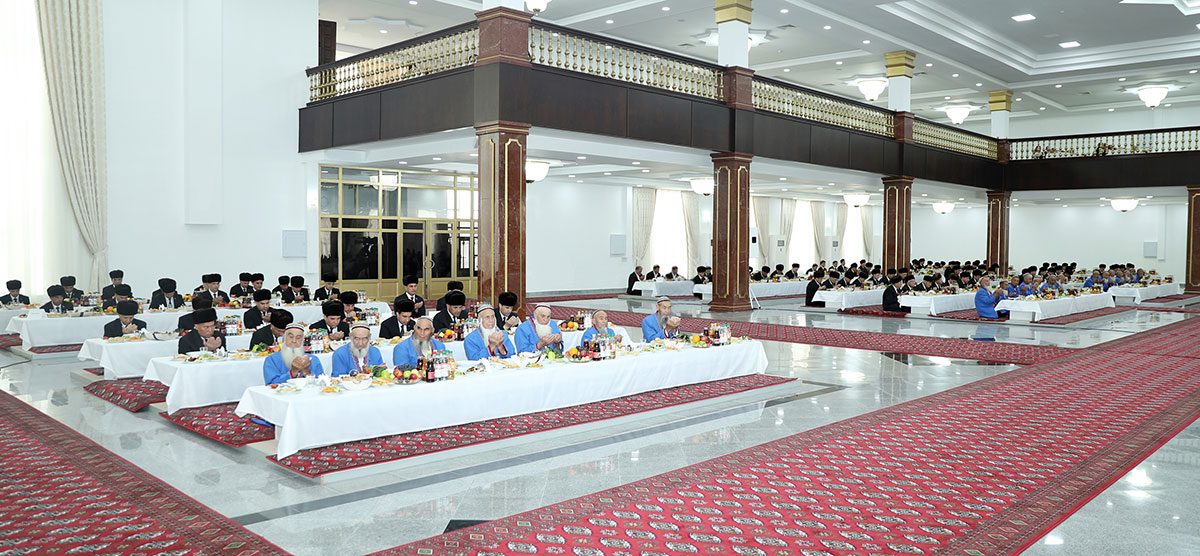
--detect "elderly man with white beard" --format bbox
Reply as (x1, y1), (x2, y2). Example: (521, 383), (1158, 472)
(331, 325), (384, 376)
(263, 324), (326, 385)
(464, 305), (516, 360)
(641, 297), (682, 341)
(514, 305), (564, 353)
(579, 310), (623, 344)
(393, 316), (445, 367)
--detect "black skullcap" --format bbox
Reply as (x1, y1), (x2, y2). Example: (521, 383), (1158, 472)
(277, 275), (290, 285)
(290, 276), (305, 288)
(269, 310), (293, 329)
(403, 275), (418, 285)
(116, 300), (139, 316)
(338, 291), (358, 305)
(109, 269), (124, 279)
(191, 296), (213, 311)
(322, 273), (337, 283)
(6, 280), (20, 290)
(251, 273), (264, 282)
(321, 300), (345, 317)
(394, 299), (415, 313)
(47, 285), (65, 297)
(498, 292), (518, 306)
(158, 278), (176, 292)
(115, 284), (133, 296)
(253, 289), (272, 302)
(447, 280), (464, 291)
(202, 273), (220, 283)
(446, 291), (467, 306)
(60, 276), (76, 287)
(192, 308), (217, 324)
(239, 272), (252, 281)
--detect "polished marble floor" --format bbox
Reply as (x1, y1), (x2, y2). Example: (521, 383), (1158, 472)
(0, 306), (1197, 555)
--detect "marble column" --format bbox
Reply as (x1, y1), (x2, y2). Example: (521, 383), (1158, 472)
(882, 176), (913, 272)
(989, 90), (1012, 139)
(715, 0), (752, 68)
(711, 152), (753, 312)
(476, 122), (529, 312)
(1187, 185), (1200, 293)
(885, 50), (914, 113)
(987, 190), (1011, 273)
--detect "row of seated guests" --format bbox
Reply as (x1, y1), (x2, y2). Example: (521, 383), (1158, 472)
(626, 266), (714, 295)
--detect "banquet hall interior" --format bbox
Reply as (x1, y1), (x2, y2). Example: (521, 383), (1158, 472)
(4, 0), (1200, 555)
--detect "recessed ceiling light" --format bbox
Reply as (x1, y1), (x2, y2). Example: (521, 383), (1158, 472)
(432, 157), (442, 161)
(779, 177), (788, 181)
(1059, 41), (1080, 49)
(877, 188), (884, 192)
(379, 29), (389, 34)
(469, 153), (478, 157)
(577, 156), (586, 160)
(576, 180), (583, 183)
(1062, 204), (1068, 207)
(827, 183), (835, 186)
(823, 25), (832, 30)
(409, 0), (417, 4)
(1015, 97), (1022, 101)
(817, 187), (824, 190)
(398, 161), (407, 165)
(976, 83), (983, 87)
(641, 169), (650, 173)
(631, 161), (640, 165)
(1108, 108), (1115, 112)
(925, 63), (933, 67)
(958, 198), (964, 201)
(944, 96), (951, 100)
(862, 40), (871, 44)
(1011, 13), (1036, 22)
(780, 8), (789, 13)
(603, 172), (612, 175)
(1040, 106), (1046, 110)
(1118, 77), (1126, 82)
(635, 184), (643, 188)
(1054, 84), (1062, 88)
(661, 6), (670, 11)
(1166, 103), (1173, 107)
(568, 174), (576, 178)
(835, 61), (843, 65)
(1054, 198), (1061, 201)
(781, 188), (788, 191)
(1191, 70), (1198, 74)
(1147, 195), (1154, 199)
(952, 73), (960, 77)
(605, 19), (613, 24)
(921, 193), (928, 197)
(783, 69), (790, 72)
(431, 169), (439, 172)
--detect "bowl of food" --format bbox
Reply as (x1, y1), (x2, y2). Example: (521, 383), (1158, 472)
(152, 331), (176, 341)
(340, 376), (372, 391)
(286, 377), (308, 387)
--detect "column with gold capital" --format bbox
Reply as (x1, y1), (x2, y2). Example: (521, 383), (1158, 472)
(711, 152), (753, 312)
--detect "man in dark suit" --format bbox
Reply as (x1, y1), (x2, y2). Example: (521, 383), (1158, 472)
(194, 274), (229, 305)
(250, 273), (266, 294)
(104, 300), (146, 338)
(313, 274), (340, 301)
(250, 309), (292, 350)
(281, 276), (310, 304)
(400, 275), (425, 317)
(243, 290), (273, 330)
(882, 275), (910, 313)
(271, 275), (289, 295)
(40, 285), (72, 313)
(101, 270), (125, 302)
(805, 270), (830, 307)
(626, 266), (644, 295)
(59, 276), (84, 304)
(2, 280), (30, 305)
(644, 265), (662, 280)
(177, 296), (213, 332)
(432, 291), (467, 333)
(178, 308), (225, 354)
(497, 291), (521, 331)
(150, 278), (186, 310)
(379, 298), (414, 339)
(436, 281), (465, 313)
(102, 284), (134, 310)
(230, 272), (255, 298)
(309, 301), (350, 339)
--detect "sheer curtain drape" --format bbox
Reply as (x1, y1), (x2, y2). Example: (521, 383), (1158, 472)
(811, 201), (827, 261)
(632, 187), (657, 267)
(861, 206), (874, 261)
(752, 197), (772, 265)
(778, 199), (796, 263)
(680, 192), (703, 275)
(834, 203), (848, 262)
(36, 0), (107, 290)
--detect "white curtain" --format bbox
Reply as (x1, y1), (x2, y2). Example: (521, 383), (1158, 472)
(680, 192), (702, 275)
(789, 201), (816, 266)
(752, 196), (772, 265)
(811, 201), (827, 261)
(834, 203), (848, 262)
(36, 0), (108, 291)
(632, 187), (657, 267)
(842, 207), (864, 264)
(0, 0), (93, 301)
(861, 205), (874, 261)
(778, 199), (796, 265)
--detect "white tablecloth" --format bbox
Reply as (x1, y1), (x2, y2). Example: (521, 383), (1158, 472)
(0, 308), (35, 333)
(898, 292), (978, 315)
(80, 334), (254, 380)
(692, 281), (809, 300)
(237, 340), (770, 459)
(5, 302), (391, 350)
(1108, 283), (1183, 304)
(634, 281), (696, 298)
(812, 289), (885, 309)
(996, 293), (1115, 322)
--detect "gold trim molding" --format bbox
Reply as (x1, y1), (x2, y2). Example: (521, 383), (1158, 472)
(884, 50), (916, 78)
(715, 0), (753, 24)
(989, 90), (1013, 112)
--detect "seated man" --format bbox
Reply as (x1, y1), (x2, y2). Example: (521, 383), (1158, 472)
(900, 276), (919, 294)
(250, 309), (292, 350)
(975, 276), (1007, 319)
(464, 305), (516, 360)
(769, 264), (786, 279)
(805, 270), (828, 307)
(784, 263), (802, 280)
(580, 310), (624, 344)
(2, 280), (30, 306)
(230, 272), (254, 299)
(1017, 274), (1037, 296)
(177, 295), (212, 331)
(644, 265), (662, 280)
(751, 266), (770, 281)
(250, 273), (265, 294)
(664, 266), (682, 280)
(263, 323), (324, 385)
(432, 291), (468, 332)
(150, 278), (186, 310)
(515, 305), (564, 352)
(101, 269), (125, 302)
(641, 297), (681, 341)
(331, 325), (383, 376)
(178, 308), (226, 354)
(393, 316), (444, 367)
(436, 281), (466, 313)
(626, 266), (644, 295)
(882, 276), (910, 313)
(497, 292), (522, 331)
(104, 300), (146, 337)
(339, 291), (360, 322)
(281, 275), (310, 304)
(380, 298), (415, 339)
(1006, 279), (1019, 297)
(102, 284), (134, 310)
(40, 285), (73, 313)
(243, 289), (273, 330)
(271, 275), (290, 295)
(868, 269), (885, 286)
(313, 274), (340, 301)
(194, 274), (229, 305)
(691, 266), (709, 285)
(829, 270), (848, 289)
(400, 275), (426, 317)
(309, 301), (350, 340)
(60, 276), (84, 304)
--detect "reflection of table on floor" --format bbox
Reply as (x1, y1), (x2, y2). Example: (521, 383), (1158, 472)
(898, 292), (978, 316)
(237, 340), (770, 459)
(995, 293), (1115, 323)
(1108, 283), (1183, 304)
(693, 281), (809, 301)
(811, 289), (884, 310)
(634, 281), (696, 298)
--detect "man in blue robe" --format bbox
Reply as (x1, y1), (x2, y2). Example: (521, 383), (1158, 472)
(331, 325), (384, 376)
(1082, 271), (1103, 289)
(393, 316), (444, 367)
(580, 310), (624, 344)
(464, 306), (516, 360)
(515, 305), (564, 353)
(975, 276), (1007, 319)
(641, 297), (681, 341)
(263, 324), (325, 385)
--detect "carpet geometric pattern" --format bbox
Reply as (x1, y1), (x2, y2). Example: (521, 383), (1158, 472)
(536, 305), (1074, 365)
(0, 388), (286, 555)
(270, 374), (796, 478)
(83, 379), (168, 412)
(837, 306), (910, 318)
(0, 333), (20, 349)
(27, 343), (83, 354)
(160, 403), (275, 447)
(381, 317), (1200, 556)
(82, 366), (104, 376)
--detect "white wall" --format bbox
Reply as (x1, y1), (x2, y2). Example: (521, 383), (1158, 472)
(911, 205), (988, 262)
(104, 0), (317, 295)
(1010, 204), (1185, 278)
(961, 105), (1200, 139)
(525, 180), (632, 293)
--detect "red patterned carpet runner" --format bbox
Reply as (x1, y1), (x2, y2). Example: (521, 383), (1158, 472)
(537, 305), (1073, 365)
(528, 292), (622, 303)
(271, 374), (795, 477)
(161, 403), (275, 447)
(27, 343), (83, 354)
(1142, 293), (1199, 304)
(0, 333), (20, 349)
(838, 306), (910, 318)
(0, 389), (286, 555)
(933, 309), (1009, 322)
(83, 379), (168, 412)
(382, 317), (1200, 556)
(82, 366), (104, 376)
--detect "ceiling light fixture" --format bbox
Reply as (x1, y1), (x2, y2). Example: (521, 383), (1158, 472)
(835, 61), (843, 65)
(661, 6), (670, 11)
(379, 29), (388, 34)
(688, 177), (715, 196)
(952, 73), (960, 77)
(862, 39), (871, 44)
(932, 202), (955, 214)
(1191, 70), (1198, 74)
(1110, 199), (1139, 212)
(823, 25), (832, 30)
(943, 105), (975, 124)
(1011, 13), (1036, 22)
(1059, 41), (1080, 49)
(855, 77), (888, 101)
(526, 0), (551, 13)
(781, 8), (789, 13)
(605, 19), (613, 24)
(1118, 77), (1126, 82)
(525, 160), (551, 183)
(1137, 85), (1169, 108)
(783, 68), (790, 72)
(925, 63), (933, 67)
(843, 192), (870, 207)
(1055, 84), (1062, 88)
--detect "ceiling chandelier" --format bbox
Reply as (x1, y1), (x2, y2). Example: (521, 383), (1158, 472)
(931, 201), (955, 214)
(942, 105), (975, 125)
(1110, 198), (1139, 212)
(526, 0), (551, 13)
(843, 192), (870, 207)
(1137, 85), (1169, 108)
(856, 78), (888, 102)
(525, 160), (551, 183)
(688, 177), (715, 196)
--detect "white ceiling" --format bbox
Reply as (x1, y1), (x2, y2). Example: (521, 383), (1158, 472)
(320, 0), (1200, 124)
